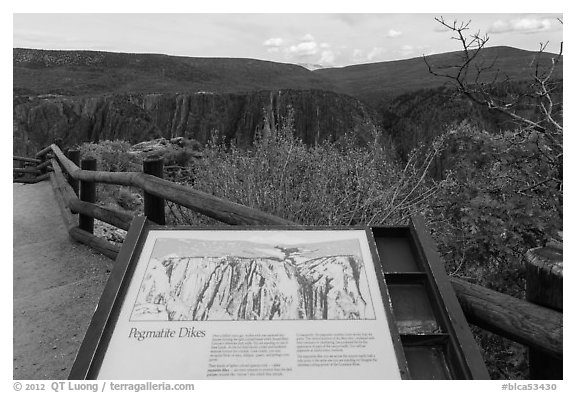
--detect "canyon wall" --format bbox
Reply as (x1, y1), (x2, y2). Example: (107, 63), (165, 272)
(13, 89), (380, 156)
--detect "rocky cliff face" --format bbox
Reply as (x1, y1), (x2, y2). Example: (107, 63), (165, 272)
(13, 90), (380, 156)
(131, 254), (373, 321)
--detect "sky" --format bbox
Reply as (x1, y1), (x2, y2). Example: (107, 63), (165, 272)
(12, 12), (564, 68)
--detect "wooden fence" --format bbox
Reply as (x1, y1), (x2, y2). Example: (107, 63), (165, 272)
(13, 155), (51, 183)
(13, 143), (563, 378)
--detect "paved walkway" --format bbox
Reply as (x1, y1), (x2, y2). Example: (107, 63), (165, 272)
(13, 181), (113, 379)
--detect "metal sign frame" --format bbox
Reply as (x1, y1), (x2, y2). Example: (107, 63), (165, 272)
(69, 217), (411, 379)
(69, 215), (488, 379)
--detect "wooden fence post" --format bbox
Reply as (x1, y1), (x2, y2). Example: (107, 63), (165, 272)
(38, 147), (48, 175)
(67, 149), (81, 196)
(525, 234), (563, 380)
(79, 158), (97, 233)
(143, 156), (165, 225)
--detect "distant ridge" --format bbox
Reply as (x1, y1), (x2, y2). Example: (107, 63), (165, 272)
(14, 46), (562, 107)
(13, 48), (336, 97)
(314, 46), (563, 106)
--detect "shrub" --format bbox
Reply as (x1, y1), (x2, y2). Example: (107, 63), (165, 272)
(78, 140), (141, 208)
(163, 147), (195, 167)
(168, 116), (446, 227)
(116, 187), (143, 211)
(427, 122), (561, 296)
(79, 140), (137, 172)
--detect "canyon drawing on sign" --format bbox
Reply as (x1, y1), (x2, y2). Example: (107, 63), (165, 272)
(130, 235), (376, 321)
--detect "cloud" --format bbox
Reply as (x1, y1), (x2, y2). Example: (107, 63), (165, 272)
(319, 50), (336, 65)
(386, 29), (402, 38)
(263, 37), (284, 47)
(488, 17), (560, 34)
(288, 41), (318, 57)
(271, 33), (334, 64)
(400, 45), (414, 57)
(352, 49), (364, 62)
(301, 33), (315, 42)
(285, 34), (323, 59)
(367, 47), (386, 61)
(264, 37), (286, 54)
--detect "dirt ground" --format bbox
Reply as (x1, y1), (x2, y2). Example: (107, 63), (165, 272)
(13, 182), (113, 379)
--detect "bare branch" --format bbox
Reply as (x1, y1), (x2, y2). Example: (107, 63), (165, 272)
(425, 16), (562, 140)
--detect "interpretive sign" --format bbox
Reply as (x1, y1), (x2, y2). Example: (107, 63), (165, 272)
(70, 217), (406, 379)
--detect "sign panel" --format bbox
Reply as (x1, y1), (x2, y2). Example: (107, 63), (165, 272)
(91, 227), (402, 379)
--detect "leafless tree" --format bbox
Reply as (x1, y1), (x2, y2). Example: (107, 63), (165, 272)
(424, 16), (563, 200)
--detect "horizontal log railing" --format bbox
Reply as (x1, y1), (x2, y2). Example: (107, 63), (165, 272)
(14, 167), (41, 175)
(13, 156), (41, 164)
(13, 153), (53, 183)
(451, 277), (562, 358)
(36, 159), (53, 171)
(29, 142), (563, 370)
(69, 226), (121, 260)
(48, 144), (296, 226)
(50, 158), (134, 231)
(14, 173), (51, 184)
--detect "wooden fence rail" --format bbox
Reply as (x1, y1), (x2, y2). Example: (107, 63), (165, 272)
(14, 173), (51, 184)
(49, 144), (296, 226)
(13, 156), (41, 164)
(18, 142), (563, 372)
(50, 158), (134, 231)
(13, 153), (53, 183)
(14, 167), (41, 175)
(451, 277), (562, 357)
(36, 160), (53, 171)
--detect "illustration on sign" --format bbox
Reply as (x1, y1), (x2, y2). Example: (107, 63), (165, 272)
(131, 237), (376, 321)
